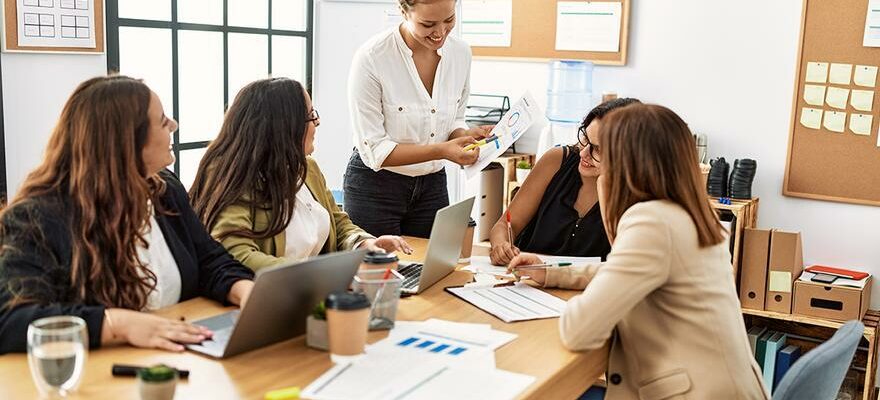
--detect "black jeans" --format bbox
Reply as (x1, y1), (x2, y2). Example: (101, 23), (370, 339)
(343, 152), (449, 238)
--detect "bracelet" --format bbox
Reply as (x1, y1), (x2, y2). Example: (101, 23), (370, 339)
(104, 309), (117, 340)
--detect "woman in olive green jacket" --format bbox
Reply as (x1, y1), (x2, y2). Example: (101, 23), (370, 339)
(189, 78), (411, 272)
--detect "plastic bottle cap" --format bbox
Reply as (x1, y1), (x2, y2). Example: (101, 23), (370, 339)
(362, 251), (398, 264)
(325, 291), (370, 310)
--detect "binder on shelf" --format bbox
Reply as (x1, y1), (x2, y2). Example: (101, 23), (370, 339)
(765, 230), (804, 314)
(740, 228), (773, 310)
(747, 326), (767, 355)
(755, 331), (773, 368)
(763, 331), (787, 393)
(773, 345), (801, 389)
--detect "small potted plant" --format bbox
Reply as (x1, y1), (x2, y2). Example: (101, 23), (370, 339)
(137, 364), (178, 400)
(515, 160), (532, 182)
(306, 301), (329, 350)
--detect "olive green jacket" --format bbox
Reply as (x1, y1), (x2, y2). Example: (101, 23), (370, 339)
(209, 157), (374, 272)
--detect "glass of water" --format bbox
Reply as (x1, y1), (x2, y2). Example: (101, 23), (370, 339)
(27, 316), (88, 398)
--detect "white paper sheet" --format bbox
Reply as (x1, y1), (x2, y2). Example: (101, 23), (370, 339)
(463, 91), (540, 179)
(850, 113), (874, 136)
(461, 0), (512, 47)
(864, 0), (880, 47)
(803, 85), (826, 106)
(555, 1), (622, 52)
(800, 271), (870, 289)
(829, 63), (853, 85)
(823, 111), (846, 133)
(447, 282), (567, 323)
(805, 62), (829, 83)
(16, 0), (96, 48)
(854, 65), (878, 87)
(851, 90), (875, 112)
(800, 107), (823, 129)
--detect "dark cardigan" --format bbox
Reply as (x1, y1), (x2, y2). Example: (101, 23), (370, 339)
(0, 171), (254, 353)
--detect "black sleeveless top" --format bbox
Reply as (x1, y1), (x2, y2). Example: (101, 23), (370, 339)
(515, 145), (612, 260)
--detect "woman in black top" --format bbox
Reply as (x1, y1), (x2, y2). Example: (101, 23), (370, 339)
(0, 76), (255, 354)
(489, 98), (640, 265)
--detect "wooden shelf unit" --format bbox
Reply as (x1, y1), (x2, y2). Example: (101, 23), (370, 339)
(491, 152), (534, 208)
(743, 309), (880, 400)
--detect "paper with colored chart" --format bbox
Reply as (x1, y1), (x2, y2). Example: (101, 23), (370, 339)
(463, 91), (541, 179)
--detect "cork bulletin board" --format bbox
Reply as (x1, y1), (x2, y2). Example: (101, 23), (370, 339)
(783, 0), (880, 206)
(2, 0), (104, 53)
(469, 0), (630, 65)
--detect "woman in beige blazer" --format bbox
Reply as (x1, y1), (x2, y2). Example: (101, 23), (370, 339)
(510, 104), (768, 399)
(189, 78), (411, 272)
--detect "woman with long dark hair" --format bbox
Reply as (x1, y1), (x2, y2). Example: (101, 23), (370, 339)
(0, 76), (255, 354)
(510, 104), (768, 398)
(190, 78), (410, 272)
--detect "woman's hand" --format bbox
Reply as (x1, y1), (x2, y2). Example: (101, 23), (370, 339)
(361, 235), (414, 255)
(489, 241), (520, 266)
(441, 136), (480, 166)
(228, 280), (254, 309)
(451, 125), (494, 140)
(507, 253), (547, 285)
(107, 308), (213, 352)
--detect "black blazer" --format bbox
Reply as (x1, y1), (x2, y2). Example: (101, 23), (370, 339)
(0, 171), (254, 353)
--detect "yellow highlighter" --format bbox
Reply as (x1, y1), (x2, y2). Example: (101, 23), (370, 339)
(265, 386), (300, 400)
(463, 135), (499, 151)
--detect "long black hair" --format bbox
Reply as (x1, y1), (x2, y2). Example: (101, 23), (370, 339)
(189, 78), (310, 240)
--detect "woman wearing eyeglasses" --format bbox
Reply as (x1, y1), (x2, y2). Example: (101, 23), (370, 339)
(190, 78), (411, 272)
(488, 98), (640, 265)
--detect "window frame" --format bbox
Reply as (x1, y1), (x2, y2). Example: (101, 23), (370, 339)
(105, 0), (313, 176)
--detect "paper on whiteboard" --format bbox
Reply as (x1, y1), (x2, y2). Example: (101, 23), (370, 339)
(864, 0), (880, 47)
(463, 91), (540, 180)
(461, 0), (513, 47)
(555, 1), (622, 52)
(16, 0), (96, 48)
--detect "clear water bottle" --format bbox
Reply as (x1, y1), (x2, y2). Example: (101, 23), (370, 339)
(546, 60), (594, 124)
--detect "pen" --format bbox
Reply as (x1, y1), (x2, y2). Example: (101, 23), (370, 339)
(513, 262), (572, 270)
(506, 210), (514, 245)
(463, 135), (499, 151)
(112, 364), (190, 379)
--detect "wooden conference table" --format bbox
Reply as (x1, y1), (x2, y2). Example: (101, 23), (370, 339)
(0, 238), (608, 399)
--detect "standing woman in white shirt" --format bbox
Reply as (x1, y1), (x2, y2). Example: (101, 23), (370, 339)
(344, 0), (491, 238)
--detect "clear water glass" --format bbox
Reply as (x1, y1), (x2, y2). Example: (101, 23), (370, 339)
(27, 316), (88, 398)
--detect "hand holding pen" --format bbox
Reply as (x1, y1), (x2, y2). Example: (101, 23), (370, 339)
(507, 253), (571, 285)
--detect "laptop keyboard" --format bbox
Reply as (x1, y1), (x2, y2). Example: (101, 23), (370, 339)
(398, 263), (424, 291)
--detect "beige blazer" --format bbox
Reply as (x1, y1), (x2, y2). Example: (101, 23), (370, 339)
(544, 200), (768, 399)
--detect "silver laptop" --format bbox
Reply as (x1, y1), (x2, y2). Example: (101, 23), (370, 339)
(398, 197), (475, 294)
(186, 250), (366, 358)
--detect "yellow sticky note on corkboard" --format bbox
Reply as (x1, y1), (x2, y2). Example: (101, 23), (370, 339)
(768, 271), (792, 293)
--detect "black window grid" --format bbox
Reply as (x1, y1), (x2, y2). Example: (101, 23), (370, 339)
(105, 0), (313, 177)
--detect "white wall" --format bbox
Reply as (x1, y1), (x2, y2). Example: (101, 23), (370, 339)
(2, 52), (106, 198)
(472, 0), (880, 307)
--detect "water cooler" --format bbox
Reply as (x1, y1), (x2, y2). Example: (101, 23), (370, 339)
(536, 61), (595, 159)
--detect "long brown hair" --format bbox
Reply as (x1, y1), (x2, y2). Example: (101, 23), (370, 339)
(599, 104), (724, 247)
(3, 75), (164, 310)
(189, 78), (309, 240)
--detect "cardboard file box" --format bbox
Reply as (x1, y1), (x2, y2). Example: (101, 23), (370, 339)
(739, 228), (772, 310)
(765, 230), (803, 314)
(793, 277), (872, 321)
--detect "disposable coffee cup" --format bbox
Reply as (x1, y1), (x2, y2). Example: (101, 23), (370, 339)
(359, 251), (399, 271)
(458, 219), (477, 263)
(325, 291), (371, 364)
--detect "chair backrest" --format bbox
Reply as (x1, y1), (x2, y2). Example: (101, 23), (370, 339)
(772, 320), (864, 400)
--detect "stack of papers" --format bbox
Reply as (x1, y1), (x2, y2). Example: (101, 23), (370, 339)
(799, 271), (870, 289)
(302, 319), (532, 400)
(447, 283), (568, 323)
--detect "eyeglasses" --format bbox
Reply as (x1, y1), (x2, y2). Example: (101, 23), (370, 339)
(577, 126), (600, 163)
(306, 108), (320, 127)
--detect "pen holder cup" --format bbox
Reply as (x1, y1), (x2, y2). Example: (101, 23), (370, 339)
(352, 269), (403, 331)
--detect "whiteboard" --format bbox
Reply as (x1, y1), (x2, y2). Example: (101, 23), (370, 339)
(311, 0), (464, 201)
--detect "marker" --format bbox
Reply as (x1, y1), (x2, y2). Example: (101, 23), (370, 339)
(512, 262), (572, 270)
(463, 135), (499, 151)
(505, 210), (514, 245)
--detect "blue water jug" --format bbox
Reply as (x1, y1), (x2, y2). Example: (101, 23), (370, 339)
(546, 61), (594, 124)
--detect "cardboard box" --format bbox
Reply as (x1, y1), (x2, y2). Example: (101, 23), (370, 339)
(739, 228), (772, 310)
(765, 230), (804, 314)
(793, 277), (872, 321)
